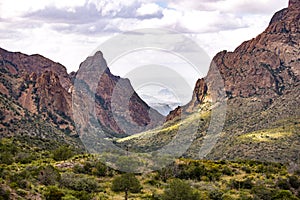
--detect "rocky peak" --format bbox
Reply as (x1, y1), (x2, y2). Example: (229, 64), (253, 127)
(74, 51), (164, 136)
(209, 1), (300, 99)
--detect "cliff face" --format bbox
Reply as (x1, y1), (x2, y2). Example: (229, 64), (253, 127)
(0, 48), (72, 91)
(166, 78), (208, 121)
(212, 0), (299, 99)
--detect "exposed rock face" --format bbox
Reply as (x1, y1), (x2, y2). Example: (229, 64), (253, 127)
(35, 71), (72, 117)
(0, 48), (72, 91)
(166, 78), (207, 121)
(74, 51), (164, 135)
(211, 0), (299, 99)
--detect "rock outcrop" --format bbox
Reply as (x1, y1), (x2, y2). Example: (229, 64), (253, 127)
(166, 78), (208, 121)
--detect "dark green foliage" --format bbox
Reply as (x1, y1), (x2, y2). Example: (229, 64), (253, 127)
(60, 173), (98, 192)
(0, 139), (19, 164)
(272, 190), (299, 200)
(230, 178), (254, 190)
(288, 175), (300, 189)
(0, 186), (10, 200)
(45, 186), (65, 200)
(69, 191), (92, 200)
(111, 173), (141, 200)
(222, 166), (233, 176)
(52, 146), (74, 161)
(73, 160), (109, 177)
(162, 179), (199, 200)
(277, 178), (290, 190)
(0, 151), (14, 165)
(209, 190), (224, 200)
(39, 165), (61, 186)
(252, 186), (273, 200)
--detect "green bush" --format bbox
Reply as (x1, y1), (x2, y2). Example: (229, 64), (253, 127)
(276, 178), (290, 190)
(52, 146), (74, 161)
(252, 186), (272, 200)
(44, 186), (65, 200)
(39, 165), (61, 186)
(112, 173), (142, 200)
(209, 190), (224, 200)
(60, 173), (98, 192)
(288, 175), (300, 189)
(162, 179), (199, 200)
(272, 190), (298, 200)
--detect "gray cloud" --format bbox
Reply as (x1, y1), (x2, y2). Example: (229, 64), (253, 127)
(24, 4), (101, 24)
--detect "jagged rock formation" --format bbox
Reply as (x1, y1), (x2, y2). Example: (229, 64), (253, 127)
(73, 51), (164, 136)
(214, 0), (299, 99)
(166, 78), (208, 121)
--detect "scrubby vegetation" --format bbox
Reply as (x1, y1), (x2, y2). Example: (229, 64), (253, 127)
(1, 138), (300, 199)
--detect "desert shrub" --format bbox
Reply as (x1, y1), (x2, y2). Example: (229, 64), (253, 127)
(112, 173), (142, 200)
(162, 179), (199, 200)
(15, 152), (36, 164)
(272, 190), (298, 200)
(222, 166), (233, 176)
(288, 175), (300, 189)
(60, 173), (98, 192)
(252, 186), (272, 200)
(276, 178), (290, 190)
(209, 190), (224, 200)
(69, 191), (92, 200)
(92, 161), (108, 176)
(0, 186), (10, 200)
(230, 178), (254, 190)
(44, 186), (65, 200)
(52, 146), (74, 161)
(39, 165), (61, 186)
(0, 152), (14, 165)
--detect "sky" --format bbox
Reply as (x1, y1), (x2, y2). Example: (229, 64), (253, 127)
(0, 0), (288, 72)
(0, 0), (288, 106)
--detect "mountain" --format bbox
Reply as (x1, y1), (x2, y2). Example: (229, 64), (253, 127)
(117, 0), (300, 164)
(0, 48), (163, 149)
(72, 51), (164, 137)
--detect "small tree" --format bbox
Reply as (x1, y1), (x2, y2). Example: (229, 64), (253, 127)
(52, 146), (74, 161)
(162, 179), (199, 200)
(111, 173), (141, 200)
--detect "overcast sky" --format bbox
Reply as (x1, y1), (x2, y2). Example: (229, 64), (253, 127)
(0, 0), (288, 73)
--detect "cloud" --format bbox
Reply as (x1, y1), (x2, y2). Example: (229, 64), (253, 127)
(136, 3), (164, 19)
(24, 4), (101, 24)
(0, 0), (289, 73)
